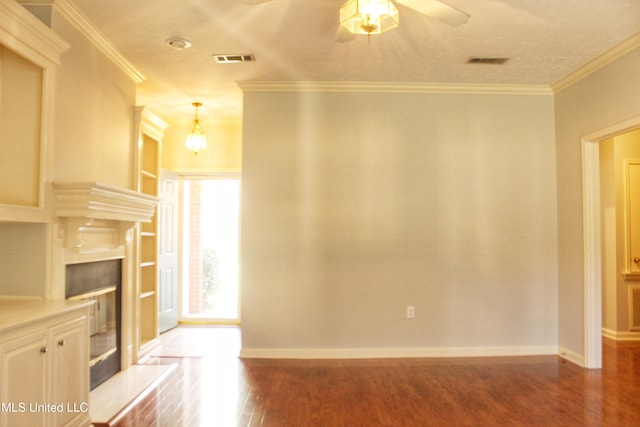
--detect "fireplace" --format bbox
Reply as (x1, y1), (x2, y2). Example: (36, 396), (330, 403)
(54, 182), (159, 389)
(66, 259), (122, 390)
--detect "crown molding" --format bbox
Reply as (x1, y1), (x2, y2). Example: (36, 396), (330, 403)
(51, 0), (146, 83)
(134, 106), (168, 141)
(237, 81), (553, 96)
(1, 0), (69, 66)
(552, 31), (640, 93)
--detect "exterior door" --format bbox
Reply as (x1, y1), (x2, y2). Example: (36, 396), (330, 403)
(158, 170), (179, 332)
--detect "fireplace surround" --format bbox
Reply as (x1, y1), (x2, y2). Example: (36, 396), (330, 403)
(66, 259), (122, 389)
(54, 182), (159, 387)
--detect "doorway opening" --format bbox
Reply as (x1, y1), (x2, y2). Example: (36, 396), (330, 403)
(582, 116), (640, 369)
(182, 177), (240, 323)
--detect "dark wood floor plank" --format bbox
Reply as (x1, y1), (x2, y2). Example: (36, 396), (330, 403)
(104, 330), (640, 426)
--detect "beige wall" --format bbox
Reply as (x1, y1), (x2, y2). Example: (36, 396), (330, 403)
(0, 223), (48, 296)
(51, 8), (137, 189)
(162, 123), (242, 173)
(556, 47), (640, 356)
(241, 89), (558, 354)
(0, 47), (42, 206)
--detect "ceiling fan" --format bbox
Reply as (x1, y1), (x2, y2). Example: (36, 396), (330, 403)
(246, 0), (469, 39)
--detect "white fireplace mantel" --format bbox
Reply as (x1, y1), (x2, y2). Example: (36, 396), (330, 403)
(53, 182), (158, 251)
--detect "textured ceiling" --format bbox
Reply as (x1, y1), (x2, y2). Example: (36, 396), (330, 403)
(70, 0), (640, 124)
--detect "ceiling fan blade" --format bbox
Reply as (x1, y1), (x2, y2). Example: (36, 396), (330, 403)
(395, 0), (470, 27)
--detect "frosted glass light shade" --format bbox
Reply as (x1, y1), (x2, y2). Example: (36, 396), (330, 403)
(185, 119), (207, 154)
(340, 0), (399, 35)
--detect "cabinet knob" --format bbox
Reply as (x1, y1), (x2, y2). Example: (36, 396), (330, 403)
(40, 347), (48, 354)
(58, 339), (66, 347)
(634, 257), (640, 263)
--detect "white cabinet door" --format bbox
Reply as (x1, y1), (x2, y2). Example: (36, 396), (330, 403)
(0, 332), (49, 427)
(0, 305), (90, 427)
(50, 317), (89, 427)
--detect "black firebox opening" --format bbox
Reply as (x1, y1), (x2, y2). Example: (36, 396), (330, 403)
(66, 259), (122, 390)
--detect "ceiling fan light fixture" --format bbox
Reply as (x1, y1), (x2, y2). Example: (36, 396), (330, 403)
(340, 0), (399, 36)
(185, 102), (206, 155)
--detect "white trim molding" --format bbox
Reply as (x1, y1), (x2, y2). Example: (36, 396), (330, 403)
(602, 329), (640, 341)
(552, 30), (640, 93)
(237, 81), (553, 96)
(582, 141), (603, 369)
(134, 106), (169, 143)
(53, 182), (158, 223)
(558, 347), (585, 367)
(33, 0), (146, 83)
(53, 182), (158, 253)
(240, 345), (559, 360)
(580, 115), (640, 369)
(0, 0), (69, 66)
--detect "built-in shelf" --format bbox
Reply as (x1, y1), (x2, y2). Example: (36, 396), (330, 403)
(141, 170), (157, 179)
(140, 291), (155, 299)
(133, 106), (167, 361)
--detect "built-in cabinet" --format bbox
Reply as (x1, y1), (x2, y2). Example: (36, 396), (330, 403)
(133, 107), (167, 359)
(0, 299), (91, 427)
(0, 5), (91, 426)
(0, 0), (68, 223)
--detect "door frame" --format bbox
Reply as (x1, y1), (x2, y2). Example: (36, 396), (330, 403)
(582, 115), (640, 368)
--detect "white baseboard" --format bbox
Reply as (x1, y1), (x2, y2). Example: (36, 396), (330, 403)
(602, 329), (640, 341)
(240, 345), (559, 360)
(557, 347), (585, 367)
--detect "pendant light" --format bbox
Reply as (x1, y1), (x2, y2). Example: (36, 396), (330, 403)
(185, 102), (206, 154)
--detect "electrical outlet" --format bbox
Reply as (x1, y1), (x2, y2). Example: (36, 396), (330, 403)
(407, 306), (415, 319)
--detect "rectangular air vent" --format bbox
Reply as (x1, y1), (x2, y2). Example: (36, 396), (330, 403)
(466, 57), (509, 65)
(213, 54), (255, 63)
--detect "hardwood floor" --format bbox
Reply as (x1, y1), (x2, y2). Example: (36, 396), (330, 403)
(105, 328), (640, 426)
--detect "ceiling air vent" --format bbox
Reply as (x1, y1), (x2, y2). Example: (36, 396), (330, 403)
(213, 54), (255, 63)
(466, 57), (509, 65)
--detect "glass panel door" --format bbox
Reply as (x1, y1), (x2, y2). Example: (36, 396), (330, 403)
(182, 178), (240, 321)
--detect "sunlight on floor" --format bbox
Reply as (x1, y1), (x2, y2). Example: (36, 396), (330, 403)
(152, 325), (241, 358)
(153, 326), (242, 426)
(90, 326), (242, 426)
